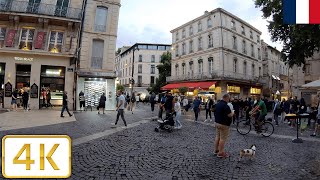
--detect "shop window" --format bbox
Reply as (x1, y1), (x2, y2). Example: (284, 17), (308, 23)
(227, 85), (240, 93)
(49, 31), (64, 53)
(94, 6), (108, 32)
(250, 88), (261, 95)
(19, 28), (35, 50)
(91, 39), (104, 69)
(16, 64), (31, 91)
(0, 27), (6, 48)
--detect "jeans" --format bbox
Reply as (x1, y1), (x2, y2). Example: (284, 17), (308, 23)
(175, 112), (182, 127)
(194, 108), (199, 121)
(205, 109), (212, 119)
(116, 109), (127, 126)
(61, 105), (71, 116)
(158, 107), (164, 119)
(23, 100), (28, 110)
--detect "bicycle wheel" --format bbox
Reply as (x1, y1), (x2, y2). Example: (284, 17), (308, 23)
(261, 121), (274, 137)
(237, 120), (251, 135)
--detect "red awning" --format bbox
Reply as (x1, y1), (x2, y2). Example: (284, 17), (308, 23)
(161, 81), (216, 90)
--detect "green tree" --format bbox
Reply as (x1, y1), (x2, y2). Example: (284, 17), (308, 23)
(116, 84), (125, 92)
(149, 51), (172, 93)
(178, 86), (188, 95)
(255, 0), (320, 67)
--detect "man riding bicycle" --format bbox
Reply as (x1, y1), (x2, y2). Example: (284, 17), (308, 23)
(250, 96), (267, 133)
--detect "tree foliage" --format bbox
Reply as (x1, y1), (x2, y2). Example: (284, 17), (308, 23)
(178, 87), (188, 95)
(255, 0), (320, 67)
(148, 51), (172, 94)
(116, 84), (125, 92)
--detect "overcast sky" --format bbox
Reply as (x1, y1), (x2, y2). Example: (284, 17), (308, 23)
(116, 0), (282, 50)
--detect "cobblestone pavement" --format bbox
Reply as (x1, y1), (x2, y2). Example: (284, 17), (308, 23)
(0, 104), (153, 139)
(69, 120), (319, 180)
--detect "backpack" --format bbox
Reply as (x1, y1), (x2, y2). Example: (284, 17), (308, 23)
(131, 96), (136, 102)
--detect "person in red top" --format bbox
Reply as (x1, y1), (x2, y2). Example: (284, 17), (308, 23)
(41, 88), (47, 107)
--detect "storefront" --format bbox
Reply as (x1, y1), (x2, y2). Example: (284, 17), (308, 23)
(227, 84), (240, 98)
(250, 87), (262, 98)
(0, 54), (74, 109)
(40, 65), (65, 108)
(76, 72), (116, 111)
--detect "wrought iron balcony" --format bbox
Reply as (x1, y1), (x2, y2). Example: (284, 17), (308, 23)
(167, 71), (263, 84)
(0, 1), (82, 20)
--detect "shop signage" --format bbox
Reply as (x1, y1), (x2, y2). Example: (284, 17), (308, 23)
(77, 71), (115, 77)
(67, 68), (73, 72)
(30, 83), (38, 98)
(34, 32), (45, 49)
(14, 57), (34, 62)
(4, 82), (12, 97)
(5, 29), (16, 47)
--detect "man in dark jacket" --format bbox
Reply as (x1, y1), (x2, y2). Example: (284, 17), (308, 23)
(214, 94), (234, 158)
(164, 92), (173, 115)
(150, 92), (156, 114)
(61, 91), (72, 117)
(204, 96), (214, 122)
(22, 89), (29, 111)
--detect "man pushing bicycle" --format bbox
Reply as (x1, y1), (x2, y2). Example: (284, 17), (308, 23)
(250, 96), (268, 133)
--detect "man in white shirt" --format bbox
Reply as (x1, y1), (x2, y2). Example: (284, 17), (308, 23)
(114, 91), (127, 127)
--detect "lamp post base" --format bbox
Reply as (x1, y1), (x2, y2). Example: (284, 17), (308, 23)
(292, 138), (303, 143)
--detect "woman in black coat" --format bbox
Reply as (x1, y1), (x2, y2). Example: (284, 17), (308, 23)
(204, 97), (214, 122)
(98, 93), (106, 114)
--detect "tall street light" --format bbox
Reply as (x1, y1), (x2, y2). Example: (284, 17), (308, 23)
(130, 45), (139, 98)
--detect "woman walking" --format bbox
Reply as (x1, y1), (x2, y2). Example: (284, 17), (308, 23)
(22, 89), (29, 112)
(98, 93), (106, 114)
(174, 97), (182, 129)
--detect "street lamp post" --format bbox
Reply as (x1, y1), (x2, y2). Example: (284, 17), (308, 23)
(130, 45), (139, 99)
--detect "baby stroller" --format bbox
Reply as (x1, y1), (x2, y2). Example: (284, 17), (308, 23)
(155, 112), (175, 133)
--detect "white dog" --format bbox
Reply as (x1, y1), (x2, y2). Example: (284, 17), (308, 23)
(238, 145), (256, 161)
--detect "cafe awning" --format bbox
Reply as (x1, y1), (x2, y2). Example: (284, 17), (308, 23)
(161, 81), (216, 90)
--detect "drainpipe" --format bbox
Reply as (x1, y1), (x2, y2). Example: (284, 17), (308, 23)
(74, 0), (87, 110)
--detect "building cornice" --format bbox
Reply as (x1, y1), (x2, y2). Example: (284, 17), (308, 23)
(170, 8), (262, 34)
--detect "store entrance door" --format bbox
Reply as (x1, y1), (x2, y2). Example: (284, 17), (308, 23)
(16, 64), (31, 108)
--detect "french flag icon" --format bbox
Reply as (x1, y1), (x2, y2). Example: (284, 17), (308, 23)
(283, 0), (320, 24)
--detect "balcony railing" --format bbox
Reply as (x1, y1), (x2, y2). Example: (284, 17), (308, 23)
(166, 71), (262, 83)
(0, 1), (82, 20)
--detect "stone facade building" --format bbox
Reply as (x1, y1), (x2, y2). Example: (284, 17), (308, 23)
(165, 8), (263, 100)
(76, 0), (120, 111)
(261, 41), (291, 100)
(116, 43), (171, 97)
(0, 0), (83, 109)
(291, 52), (320, 106)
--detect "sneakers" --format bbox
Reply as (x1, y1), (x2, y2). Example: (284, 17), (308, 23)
(217, 152), (230, 158)
(122, 126), (127, 129)
(111, 123), (117, 126)
(213, 150), (219, 155)
(204, 119), (208, 122)
(310, 133), (316, 137)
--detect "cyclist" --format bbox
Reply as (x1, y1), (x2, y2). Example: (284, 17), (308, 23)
(250, 96), (267, 133)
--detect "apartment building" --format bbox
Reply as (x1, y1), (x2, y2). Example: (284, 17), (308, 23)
(261, 41), (291, 100)
(164, 8), (263, 100)
(0, 0), (83, 109)
(76, 0), (120, 110)
(116, 43), (171, 96)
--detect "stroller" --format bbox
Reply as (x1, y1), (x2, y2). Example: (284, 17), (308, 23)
(155, 112), (175, 133)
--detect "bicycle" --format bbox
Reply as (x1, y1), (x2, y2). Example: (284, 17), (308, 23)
(236, 115), (274, 137)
